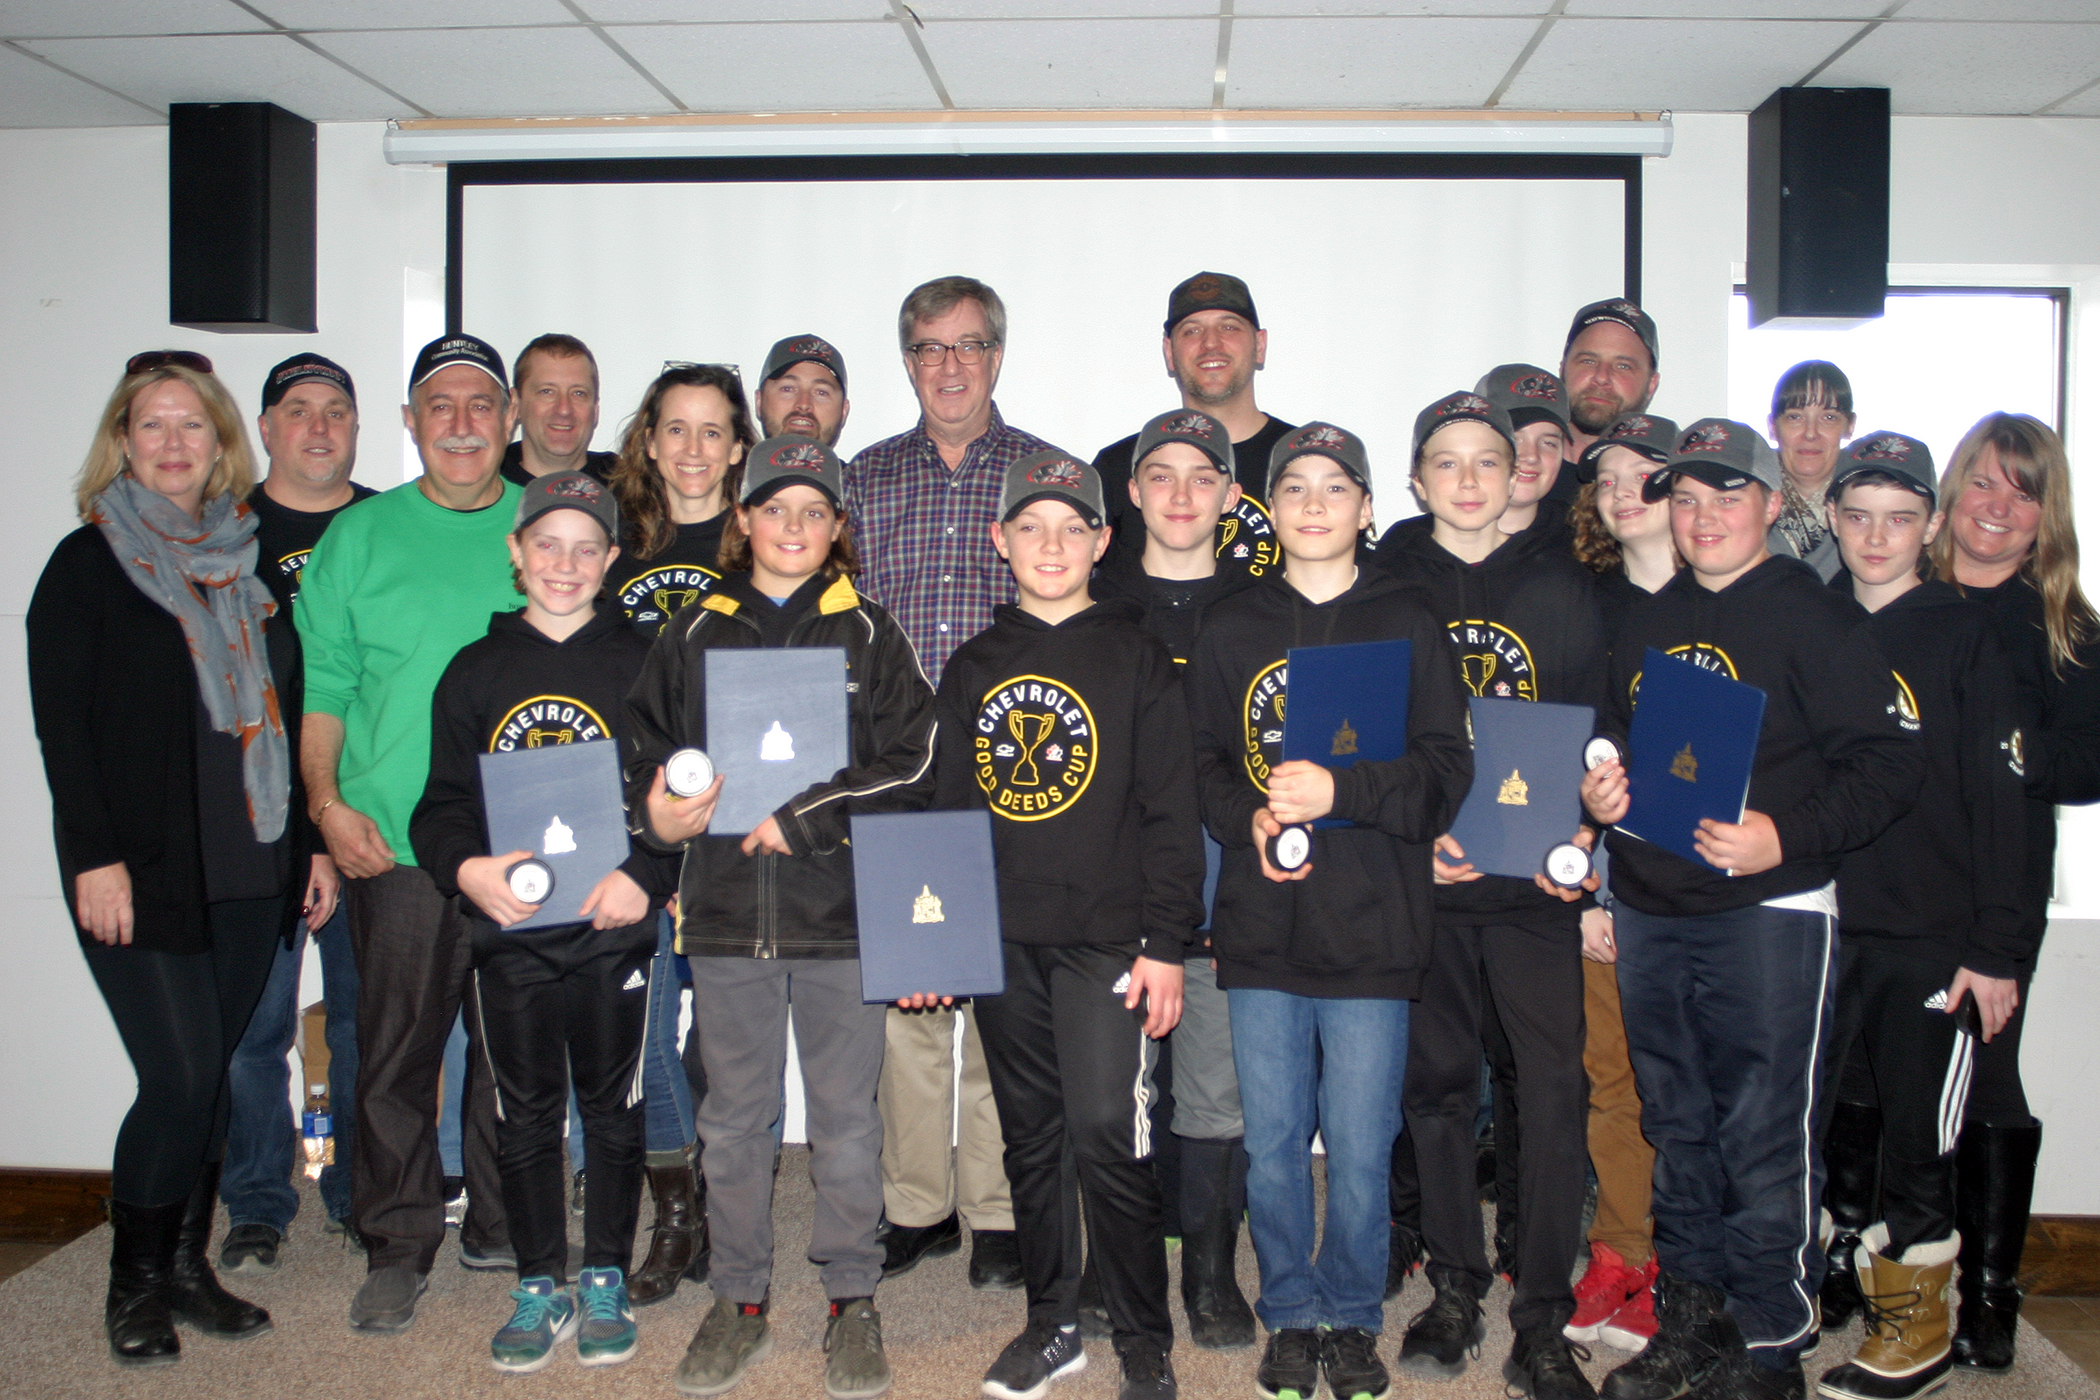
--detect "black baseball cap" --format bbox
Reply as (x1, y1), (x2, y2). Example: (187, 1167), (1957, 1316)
(261, 352), (355, 411)
(1827, 431), (1937, 505)
(1133, 409), (1234, 476)
(759, 334), (847, 395)
(410, 333), (506, 392)
(1000, 449), (1106, 528)
(1564, 298), (1660, 367)
(1412, 391), (1517, 461)
(1164, 271), (1259, 336)
(1269, 421), (1371, 494)
(741, 435), (845, 508)
(1576, 412), (1680, 482)
(515, 470), (619, 540)
(1642, 418), (1782, 501)
(1473, 363), (1569, 434)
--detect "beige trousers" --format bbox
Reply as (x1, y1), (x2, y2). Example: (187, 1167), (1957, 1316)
(879, 1002), (1013, 1231)
(1584, 957), (1657, 1266)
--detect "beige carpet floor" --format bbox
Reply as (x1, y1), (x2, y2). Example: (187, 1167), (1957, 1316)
(2, 1150), (2092, 1400)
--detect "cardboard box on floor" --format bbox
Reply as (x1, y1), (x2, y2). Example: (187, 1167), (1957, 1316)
(297, 1001), (329, 1105)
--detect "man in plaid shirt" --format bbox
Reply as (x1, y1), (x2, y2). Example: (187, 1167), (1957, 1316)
(848, 275), (1047, 1292)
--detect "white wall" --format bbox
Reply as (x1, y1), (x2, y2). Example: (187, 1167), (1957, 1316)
(1, 115), (2094, 1210)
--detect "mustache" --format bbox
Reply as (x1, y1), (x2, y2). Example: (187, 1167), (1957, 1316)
(433, 435), (491, 453)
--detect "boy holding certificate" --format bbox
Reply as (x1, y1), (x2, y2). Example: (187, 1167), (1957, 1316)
(409, 472), (677, 1373)
(928, 447), (1204, 1400)
(1376, 391), (1607, 1398)
(1814, 434), (2028, 1400)
(1580, 421), (1923, 1400)
(1191, 423), (1472, 1400)
(625, 436), (936, 1400)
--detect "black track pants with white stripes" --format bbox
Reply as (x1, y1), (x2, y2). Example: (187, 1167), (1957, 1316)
(1827, 940), (1974, 1257)
(974, 941), (1173, 1354)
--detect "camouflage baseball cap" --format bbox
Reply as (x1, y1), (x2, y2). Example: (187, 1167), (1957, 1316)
(1164, 271), (1259, 336)
(1575, 412), (1680, 483)
(1133, 408), (1234, 476)
(1000, 448), (1105, 528)
(1411, 391), (1518, 461)
(1473, 363), (1569, 434)
(1269, 421), (1371, 493)
(741, 434), (845, 507)
(1828, 431), (1937, 505)
(1642, 418), (1783, 501)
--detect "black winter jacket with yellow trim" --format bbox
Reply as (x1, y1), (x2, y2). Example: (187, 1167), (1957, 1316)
(623, 570), (937, 960)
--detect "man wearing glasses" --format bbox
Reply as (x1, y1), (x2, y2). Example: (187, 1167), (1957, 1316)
(847, 275), (1046, 1292)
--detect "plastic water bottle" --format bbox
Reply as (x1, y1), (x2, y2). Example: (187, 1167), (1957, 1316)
(301, 1083), (334, 1180)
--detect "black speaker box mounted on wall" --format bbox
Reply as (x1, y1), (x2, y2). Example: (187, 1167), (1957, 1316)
(169, 102), (317, 334)
(1747, 86), (1889, 327)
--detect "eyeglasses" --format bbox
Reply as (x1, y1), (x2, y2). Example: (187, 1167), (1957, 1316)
(127, 349), (213, 376)
(662, 360), (740, 377)
(904, 338), (996, 368)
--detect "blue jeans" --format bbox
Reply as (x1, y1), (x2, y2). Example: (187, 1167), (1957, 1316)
(439, 1011), (467, 1178)
(642, 909), (696, 1156)
(221, 905), (359, 1229)
(1229, 989), (1409, 1333)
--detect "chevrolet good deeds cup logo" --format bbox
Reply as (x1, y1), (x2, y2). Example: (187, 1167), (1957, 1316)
(1679, 422), (1731, 453)
(1448, 620), (1538, 701)
(1024, 456), (1086, 488)
(1217, 497), (1282, 577)
(1628, 642), (1739, 704)
(974, 675), (1097, 821)
(1241, 660), (1287, 788)
(493, 696), (610, 752)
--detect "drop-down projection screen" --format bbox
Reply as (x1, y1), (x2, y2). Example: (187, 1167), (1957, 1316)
(456, 154), (1636, 516)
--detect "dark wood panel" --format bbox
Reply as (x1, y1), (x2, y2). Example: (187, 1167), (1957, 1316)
(0, 1169), (110, 1243)
(2028, 1215), (2100, 1297)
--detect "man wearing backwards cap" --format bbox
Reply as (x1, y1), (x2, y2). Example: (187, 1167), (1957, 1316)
(298, 332), (527, 1335)
(1560, 300), (1662, 490)
(213, 355), (382, 1275)
(755, 334), (852, 448)
(1580, 419), (1922, 1400)
(1094, 271), (1296, 570)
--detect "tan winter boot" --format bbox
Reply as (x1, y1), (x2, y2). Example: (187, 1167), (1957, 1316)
(1815, 1224), (1959, 1400)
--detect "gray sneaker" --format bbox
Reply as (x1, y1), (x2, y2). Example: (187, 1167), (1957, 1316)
(677, 1297), (774, 1396)
(823, 1299), (892, 1399)
(348, 1266), (428, 1334)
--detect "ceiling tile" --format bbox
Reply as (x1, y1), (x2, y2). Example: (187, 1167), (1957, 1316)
(613, 20), (936, 110)
(0, 1), (263, 37)
(2043, 77), (2100, 113)
(1497, 17), (1850, 110)
(1564, 0), (1878, 16)
(249, 0), (577, 26)
(921, 17), (1217, 107)
(1227, 16), (1534, 107)
(18, 33), (408, 119)
(913, 0), (1212, 15)
(1819, 20), (2100, 114)
(307, 25), (679, 118)
(1241, 2), (1544, 13)
(583, 0), (886, 17)
(1899, 1), (2100, 18)
(0, 43), (160, 124)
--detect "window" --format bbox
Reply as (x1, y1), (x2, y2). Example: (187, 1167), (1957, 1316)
(1727, 289), (2064, 469)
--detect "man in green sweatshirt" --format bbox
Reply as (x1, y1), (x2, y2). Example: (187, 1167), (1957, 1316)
(298, 333), (525, 1336)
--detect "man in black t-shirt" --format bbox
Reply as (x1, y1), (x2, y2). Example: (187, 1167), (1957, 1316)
(1093, 272), (1293, 574)
(500, 332), (617, 486)
(217, 353), (377, 1275)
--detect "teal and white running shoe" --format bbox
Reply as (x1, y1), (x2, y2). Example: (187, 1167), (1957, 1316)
(576, 1265), (639, 1368)
(490, 1277), (579, 1374)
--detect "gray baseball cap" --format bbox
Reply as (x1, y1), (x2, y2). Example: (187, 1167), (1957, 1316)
(1269, 421), (1372, 493)
(759, 334), (847, 395)
(1827, 431), (1937, 505)
(1576, 412), (1680, 482)
(1473, 363), (1569, 434)
(1411, 391), (1517, 461)
(1642, 418), (1783, 501)
(741, 434), (845, 507)
(1000, 448), (1105, 528)
(1565, 298), (1660, 366)
(515, 470), (619, 540)
(1133, 408), (1234, 476)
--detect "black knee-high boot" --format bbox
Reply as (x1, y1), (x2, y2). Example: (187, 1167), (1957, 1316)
(167, 1162), (271, 1340)
(1179, 1135), (1255, 1349)
(1819, 1102), (1882, 1331)
(1950, 1120), (2042, 1373)
(106, 1198), (184, 1366)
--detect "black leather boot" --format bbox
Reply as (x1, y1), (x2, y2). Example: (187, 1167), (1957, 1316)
(629, 1154), (709, 1306)
(1950, 1120), (2042, 1373)
(106, 1197), (183, 1366)
(1178, 1136), (1255, 1349)
(166, 1163), (270, 1340)
(1818, 1102), (1881, 1331)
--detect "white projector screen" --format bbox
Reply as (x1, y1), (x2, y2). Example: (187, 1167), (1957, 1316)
(462, 174), (1627, 522)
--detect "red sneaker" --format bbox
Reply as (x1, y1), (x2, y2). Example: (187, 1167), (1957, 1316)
(1563, 1243), (1642, 1343)
(1598, 1256), (1660, 1353)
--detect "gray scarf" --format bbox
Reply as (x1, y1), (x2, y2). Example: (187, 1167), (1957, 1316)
(92, 475), (288, 843)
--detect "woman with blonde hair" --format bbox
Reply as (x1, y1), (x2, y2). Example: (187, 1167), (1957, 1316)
(1929, 411), (2100, 1374)
(28, 351), (328, 1367)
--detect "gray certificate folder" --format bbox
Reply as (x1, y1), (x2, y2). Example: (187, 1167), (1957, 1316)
(477, 740), (631, 932)
(706, 647), (850, 836)
(851, 811), (1006, 1004)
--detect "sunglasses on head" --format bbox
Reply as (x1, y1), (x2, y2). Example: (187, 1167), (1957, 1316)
(127, 349), (213, 376)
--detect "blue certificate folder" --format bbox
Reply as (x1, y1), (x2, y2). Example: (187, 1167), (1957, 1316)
(1446, 698), (1596, 880)
(851, 811), (1006, 1004)
(478, 740), (632, 932)
(1620, 648), (1768, 867)
(1283, 638), (1411, 830)
(706, 647), (850, 836)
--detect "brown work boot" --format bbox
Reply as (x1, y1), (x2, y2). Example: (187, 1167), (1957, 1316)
(1815, 1225), (1959, 1400)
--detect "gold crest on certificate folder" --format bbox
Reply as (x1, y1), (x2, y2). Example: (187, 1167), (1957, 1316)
(1497, 769), (1529, 806)
(1671, 743), (1699, 783)
(1331, 718), (1359, 757)
(911, 885), (945, 925)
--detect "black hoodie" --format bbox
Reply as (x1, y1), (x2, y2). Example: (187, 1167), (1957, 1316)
(932, 596), (1205, 964)
(1089, 543), (1257, 666)
(1599, 556), (1924, 917)
(1829, 577), (2030, 978)
(1191, 567), (1474, 999)
(411, 606), (678, 926)
(1376, 512), (1609, 928)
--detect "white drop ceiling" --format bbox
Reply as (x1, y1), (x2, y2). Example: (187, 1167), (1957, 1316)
(3, 0), (2098, 129)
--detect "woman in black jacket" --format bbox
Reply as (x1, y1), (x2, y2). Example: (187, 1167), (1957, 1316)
(27, 354), (328, 1367)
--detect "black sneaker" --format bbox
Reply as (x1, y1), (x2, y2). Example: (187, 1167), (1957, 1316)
(879, 1212), (963, 1279)
(1256, 1328), (1322, 1400)
(1117, 1346), (1177, 1400)
(1505, 1326), (1597, 1400)
(1603, 1274), (1740, 1400)
(1397, 1276), (1486, 1379)
(981, 1323), (1086, 1400)
(1321, 1326), (1390, 1400)
(219, 1223), (280, 1274)
(970, 1228), (1026, 1290)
